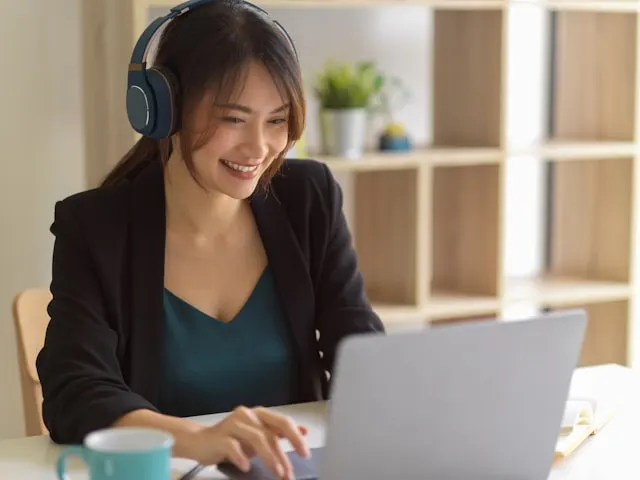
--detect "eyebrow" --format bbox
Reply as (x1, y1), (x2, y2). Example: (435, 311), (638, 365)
(216, 103), (290, 114)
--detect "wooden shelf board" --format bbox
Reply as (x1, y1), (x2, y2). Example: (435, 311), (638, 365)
(504, 276), (633, 307)
(371, 303), (428, 327)
(317, 151), (422, 172)
(139, 0), (506, 9)
(317, 146), (502, 172)
(539, 0), (640, 12)
(509, 140), (637, 160)
(427, 290), (500, 319)
(371, 294), (501, 329)
(140, 0), (640, 10)
(421, 0), (506, 8)
(429, 147), (504, 166)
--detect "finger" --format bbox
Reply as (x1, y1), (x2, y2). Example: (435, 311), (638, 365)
(255, 408), (310, 458)
(229, 421), (286, 478)
(277, 425), (307, 438)
(228, 407), (265, 458)
(222, 437), (251, 473)
(230, 407), (295, 476)
(268, 430), (293, 480)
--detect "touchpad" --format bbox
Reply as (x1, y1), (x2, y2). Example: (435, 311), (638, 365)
(218, 447), (323, 480)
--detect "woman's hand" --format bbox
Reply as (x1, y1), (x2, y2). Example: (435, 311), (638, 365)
(186, 406), (310, 479)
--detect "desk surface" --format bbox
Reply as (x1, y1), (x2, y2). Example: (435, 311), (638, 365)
(0, 364), (637, 479)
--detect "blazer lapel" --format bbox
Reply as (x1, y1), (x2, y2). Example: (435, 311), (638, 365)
(250, 188), (323, 401)
(128, 160), (166, 405)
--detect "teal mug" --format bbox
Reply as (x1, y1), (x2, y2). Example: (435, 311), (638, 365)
(56, 427), (174, 480)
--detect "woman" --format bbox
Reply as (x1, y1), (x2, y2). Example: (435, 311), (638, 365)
(35, 0), (384, 478)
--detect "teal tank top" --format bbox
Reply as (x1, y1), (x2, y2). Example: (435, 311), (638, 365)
(157, 266), (298, 418)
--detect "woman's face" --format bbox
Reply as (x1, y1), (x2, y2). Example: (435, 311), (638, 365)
(189, 61), (290, 200)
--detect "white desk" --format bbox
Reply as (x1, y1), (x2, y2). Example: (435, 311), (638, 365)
(0, 364), (637, 479)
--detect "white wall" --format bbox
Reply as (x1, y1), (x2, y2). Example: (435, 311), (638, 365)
(0, 0), (85, 439)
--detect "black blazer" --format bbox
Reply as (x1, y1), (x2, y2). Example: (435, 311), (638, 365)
(36, 157), (385, 445)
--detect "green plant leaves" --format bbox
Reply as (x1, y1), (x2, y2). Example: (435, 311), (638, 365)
(314, 60), (386, 109)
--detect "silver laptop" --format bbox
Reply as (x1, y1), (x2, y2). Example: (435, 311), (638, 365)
(221, 309), (587, 479)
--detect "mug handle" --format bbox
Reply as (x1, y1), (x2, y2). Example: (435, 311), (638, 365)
(57, 446), (87, 480)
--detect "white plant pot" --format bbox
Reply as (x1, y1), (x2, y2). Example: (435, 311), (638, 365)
(319, 108), (368, 160)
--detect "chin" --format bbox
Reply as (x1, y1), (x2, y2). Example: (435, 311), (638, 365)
(219, 182), (261, 200)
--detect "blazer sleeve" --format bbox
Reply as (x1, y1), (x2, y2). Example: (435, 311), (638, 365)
(36, 200), (159, 444)
(314, 164), (386, 377)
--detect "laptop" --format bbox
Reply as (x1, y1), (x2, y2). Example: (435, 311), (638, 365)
(220, 309), (587, 479)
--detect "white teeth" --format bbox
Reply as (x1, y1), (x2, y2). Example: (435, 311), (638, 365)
(222, 159), (258, 173)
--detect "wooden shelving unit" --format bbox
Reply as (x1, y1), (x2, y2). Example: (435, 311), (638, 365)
(82, 0), (640, 367)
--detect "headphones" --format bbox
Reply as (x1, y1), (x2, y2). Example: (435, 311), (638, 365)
(126, 0), (297, 140)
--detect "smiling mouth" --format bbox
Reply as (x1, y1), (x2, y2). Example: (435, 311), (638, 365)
(220, 159), (260, 173)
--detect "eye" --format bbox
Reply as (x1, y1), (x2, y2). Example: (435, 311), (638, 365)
(269, 118), (288, 125)
(222, 116), (244, 124)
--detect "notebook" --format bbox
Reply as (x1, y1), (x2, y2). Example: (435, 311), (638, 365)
(555, 363), (628, 459)
(555, 398), (600, 458)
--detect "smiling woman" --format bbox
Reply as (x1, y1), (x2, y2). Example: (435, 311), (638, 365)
(35, 1), (384, 479)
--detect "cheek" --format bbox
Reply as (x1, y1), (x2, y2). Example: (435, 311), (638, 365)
(205, 128), (236, 154)
(269, 128), (290, 155)
(194, 130), (235, 164)
(188, 135), (227, 176)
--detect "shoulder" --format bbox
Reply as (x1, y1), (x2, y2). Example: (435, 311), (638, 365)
(52, 159), (162, 233)
(275, 158), (333, 185)
(270, 158), (342, 216)
(57, 182), (130, 216)
(51, 180), (132, 241)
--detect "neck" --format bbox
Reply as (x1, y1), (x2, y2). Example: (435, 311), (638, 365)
(163, 153), (243, 238)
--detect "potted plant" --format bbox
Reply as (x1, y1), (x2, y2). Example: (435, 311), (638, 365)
(314, 60), (384, 159)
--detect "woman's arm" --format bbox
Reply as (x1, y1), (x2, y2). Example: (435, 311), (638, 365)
(113, 409), (205, 458)
(314, 164), (386, 377)
(36, 200), (160, 444)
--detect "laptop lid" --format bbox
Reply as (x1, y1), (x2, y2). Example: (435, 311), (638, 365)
(318, 309), (587, 480)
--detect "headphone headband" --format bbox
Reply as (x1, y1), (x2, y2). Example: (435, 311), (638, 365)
(126, 0), (297, 139)
(129, 0), (211, 69)
(129, 0), (295, 70)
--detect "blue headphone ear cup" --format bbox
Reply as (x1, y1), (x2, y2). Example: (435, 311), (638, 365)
(145, 67), (180, 139)
(126, 71), (156, 136)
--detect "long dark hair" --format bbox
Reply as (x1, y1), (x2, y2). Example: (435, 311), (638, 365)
(101, 0), (305, 188)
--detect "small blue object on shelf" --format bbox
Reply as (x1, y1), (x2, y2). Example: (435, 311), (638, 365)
(378, 122), (412, 152)
(379, 134), (412, 152)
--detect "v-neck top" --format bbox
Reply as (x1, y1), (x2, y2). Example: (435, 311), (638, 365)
(156, 266), (298, 418)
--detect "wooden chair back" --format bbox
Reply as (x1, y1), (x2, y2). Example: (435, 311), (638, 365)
(12, 288), (52, 436)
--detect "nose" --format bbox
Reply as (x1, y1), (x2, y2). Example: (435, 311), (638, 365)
(241, 122), (269, 160)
